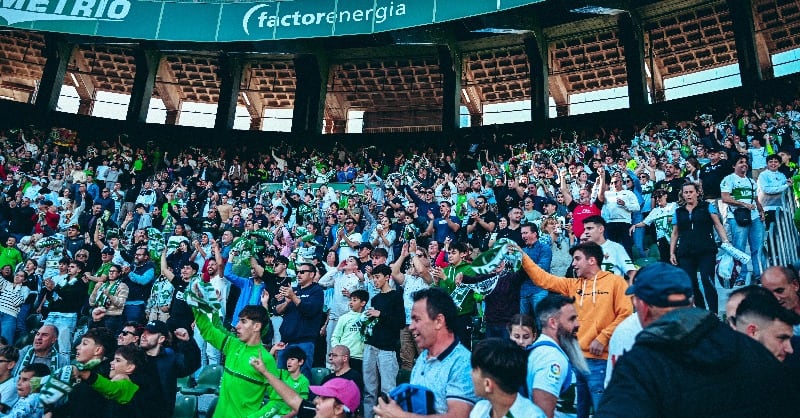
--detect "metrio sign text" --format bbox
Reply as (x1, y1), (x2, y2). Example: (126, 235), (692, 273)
(0, 0), (130, 20)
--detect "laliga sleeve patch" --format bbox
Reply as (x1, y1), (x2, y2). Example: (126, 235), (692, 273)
(548, 363), (561, 379)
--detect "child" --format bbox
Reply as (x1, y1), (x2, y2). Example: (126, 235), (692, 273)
(258, 345), (311, 418)
(507, 314), (537, 349)
(74, 344), (166, 418)
(6, 363), (50, 418)
(470, 338), (545, 418)
(330, 289), (369, 372)
(362, 264), (405, 418)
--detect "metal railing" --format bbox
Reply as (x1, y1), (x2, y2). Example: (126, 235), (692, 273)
(764, 189), (800, 269)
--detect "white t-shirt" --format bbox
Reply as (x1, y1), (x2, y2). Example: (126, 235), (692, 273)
(527, 334), (571, 399)
(470, 395), (546, 418)
(720, 173), (759, 220)
(599, 240), (636, 276)
(0, 375), (19, 411)
(642, 202), (677, 240)
(604, 314), (643, 387)
(401, 274), (430, 325)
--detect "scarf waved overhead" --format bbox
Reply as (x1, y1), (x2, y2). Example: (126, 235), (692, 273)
(450, 238), (521, 309)
(39, 359), (102, 408)
(183, 279), (223, 316)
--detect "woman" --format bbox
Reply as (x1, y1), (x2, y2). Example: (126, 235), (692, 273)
(166, 240), (192, 273)
(683, 157), (701, 183)
(670, 182), (730, 314)
(369, 216), (396, 261)
(539, 217), (573, 277)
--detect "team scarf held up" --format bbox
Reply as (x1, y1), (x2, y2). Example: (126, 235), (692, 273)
(450, 238), (522, 310)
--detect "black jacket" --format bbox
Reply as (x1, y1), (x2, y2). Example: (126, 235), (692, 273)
(597, 308), (795, 417)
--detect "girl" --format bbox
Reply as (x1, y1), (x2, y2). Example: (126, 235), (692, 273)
(507, 313), (537, 349)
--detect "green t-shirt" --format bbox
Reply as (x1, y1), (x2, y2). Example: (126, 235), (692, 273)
(254, 369), (310, 417)
(439, 262), (477, 316)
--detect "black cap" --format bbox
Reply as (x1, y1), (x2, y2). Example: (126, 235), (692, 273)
(144, 320), (170, 336)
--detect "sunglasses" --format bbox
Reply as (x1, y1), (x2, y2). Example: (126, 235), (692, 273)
(297, 270), (315, 274)
(119, 330), (137, 337)
(345, 221), (355, 224)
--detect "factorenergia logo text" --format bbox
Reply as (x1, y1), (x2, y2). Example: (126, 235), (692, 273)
(242, 2), (407, 35)
(0, 0), (131, 25)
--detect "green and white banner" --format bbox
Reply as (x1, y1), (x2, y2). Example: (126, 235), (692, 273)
(0, 0), (542, 42)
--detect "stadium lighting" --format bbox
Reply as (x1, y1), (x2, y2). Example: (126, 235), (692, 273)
(564, 0), (628, 15)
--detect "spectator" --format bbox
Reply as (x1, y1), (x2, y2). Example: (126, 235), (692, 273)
(12, 324), (69, 376)
(139, 320), (200, 416)
(721, 154), (766, 283)
(276, 262), (324, 379)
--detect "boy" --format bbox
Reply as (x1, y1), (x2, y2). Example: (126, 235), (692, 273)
(258, 345), (311, 418)
(0, 346), (20, 413)
(330, 289), (369, 372)
(362, 264), (405, 418)
(75, 344), (166, 418)
(6, 363), (50, 418)
(469, 338), (545, 418)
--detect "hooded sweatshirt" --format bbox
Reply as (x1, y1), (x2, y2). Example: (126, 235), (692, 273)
(521, 255), (632, 360)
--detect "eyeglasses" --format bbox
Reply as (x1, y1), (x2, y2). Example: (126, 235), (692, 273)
(344, 221), (355, 224)
(425, 191), (434, 194)
(76, 253), (88, 258)
(297, 270), (315, 274)
(119, 330), (137, 337)
(108, 269), (120, 273)
(0, 360), (10, 363)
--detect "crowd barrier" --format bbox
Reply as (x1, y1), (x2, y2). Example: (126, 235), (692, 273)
(764, 189), (800, 269)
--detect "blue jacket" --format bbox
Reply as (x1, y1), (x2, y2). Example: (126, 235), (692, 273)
(279, 282), (324, 344)
(224, 263), (266, 326)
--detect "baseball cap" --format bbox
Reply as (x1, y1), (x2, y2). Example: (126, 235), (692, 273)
(101, 247), (115, 255)
(309, 378), (361, 413)
(543, 198), (557, 206)
(144, 320), (170, 336)
(626, 262), (693, 307)
(358, 242), (374, 251)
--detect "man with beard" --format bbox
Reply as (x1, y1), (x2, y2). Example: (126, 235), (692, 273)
(598, 263), (795, 416)
(527, 294), (587, 418)
(699, 146), (732, 203)
(139, 320), (200, 417)
(652, 161), (684, 204)
(518, 242), (631, 417)
(332, 216), (362, 261)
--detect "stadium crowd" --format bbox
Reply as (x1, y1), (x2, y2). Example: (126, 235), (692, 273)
(0, 97), (799, 417)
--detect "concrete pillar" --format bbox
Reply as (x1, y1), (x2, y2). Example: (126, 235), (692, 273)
(214, 54), (243, 130)
(127, 47), (161, 124)
(438, 45), (461, 136)
(727, 0), (764, 93)
(524, 34), (549, 134)
(34, 34), (73, 115)
(165, 109), (180, 125)
(293, 54), (326, 134)
(618, 12), (649, 117)
(77, 97), (94, 115)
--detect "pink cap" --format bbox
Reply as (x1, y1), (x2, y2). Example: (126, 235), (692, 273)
(309, 378), (361, 412)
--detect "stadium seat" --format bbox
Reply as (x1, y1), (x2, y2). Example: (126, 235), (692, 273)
(177, 376), (192, 392)
(205, 396), (219, 418)
(173, 394), (197, 418)
(25, 314), (42, 332)
(181, 364), (223, 395)
(311, 367), (332, 386)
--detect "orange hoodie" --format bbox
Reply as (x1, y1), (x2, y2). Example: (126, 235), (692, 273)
(522, 254), (632, 360)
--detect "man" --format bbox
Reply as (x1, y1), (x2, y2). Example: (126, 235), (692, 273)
(519, 242), (632, 417)
(193, 296), (278, 418)
(0, 345), (19, 412)
(495, 207), (524, 246)
(466, 196), (497, 251)
(560, 171), (604, 240)
(224, 246), (269, 328)
(426, 201), (461, 243)
(332, 216), (362, 261)
(721, 154), (765, 282)
(43, 260), (89, 354)
(757, 154), (791, 230)
(390, 242), (433, 371)
(139, 320), (200, 417)
(653, 161), (684, 204)
(12, 324), (69, 376)
(699, 145), (732, 203)
(122, 247), (155, 325)
(598, 262), (795, 416)
(471, 339), (545, 418)
(732, 291), (799, 362)
(603, 173), (639, 256)
(276, 262), (324, 379)
(761, 266), (800, 325)
(528, 294), (588, 418)
(117, 321), (142, 346)
(580, 216), (636, 280)
(520, 223), (552, 318)
(373, 287), (478, 417)
(322, 345), (364, 393)
(53, 327), (117, 418)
